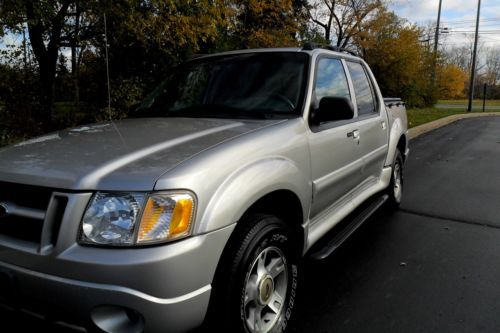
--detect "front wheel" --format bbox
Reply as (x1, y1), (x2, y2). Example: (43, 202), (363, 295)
(206, 214), (299, 333)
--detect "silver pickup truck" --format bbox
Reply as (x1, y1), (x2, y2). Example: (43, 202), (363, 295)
(0, 45), (408, 333)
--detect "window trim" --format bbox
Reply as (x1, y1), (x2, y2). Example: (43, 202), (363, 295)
(345, 60), (380, 117)
(308, 54), (359, 133)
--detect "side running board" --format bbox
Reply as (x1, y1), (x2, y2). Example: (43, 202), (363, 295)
(309, 194), (389, 260)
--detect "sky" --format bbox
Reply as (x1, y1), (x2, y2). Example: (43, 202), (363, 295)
(390, 0), (500, 49)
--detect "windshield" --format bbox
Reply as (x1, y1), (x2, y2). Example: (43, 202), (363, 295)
(137, 52), (309, 119)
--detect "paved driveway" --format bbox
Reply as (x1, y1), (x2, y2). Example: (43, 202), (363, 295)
(3, 117), (500, 332)
(435, 104), (500, 110)
(289, 117), (500, 332)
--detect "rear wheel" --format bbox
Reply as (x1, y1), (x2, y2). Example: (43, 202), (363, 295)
(387, 149), (404, 209)
(207, 214), (299, 333)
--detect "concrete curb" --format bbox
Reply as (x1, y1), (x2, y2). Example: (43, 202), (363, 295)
(408, 112), (500, 140)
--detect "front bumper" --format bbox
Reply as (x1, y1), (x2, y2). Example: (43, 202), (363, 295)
(0, 224), (235, 333)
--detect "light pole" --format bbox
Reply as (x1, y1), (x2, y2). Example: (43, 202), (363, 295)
(434, 0), (443, 56)
(432, 0), (443, 84)
(468, 0), (482, 112)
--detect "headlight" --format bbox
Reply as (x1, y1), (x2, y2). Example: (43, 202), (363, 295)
(80, 191), (196, 246)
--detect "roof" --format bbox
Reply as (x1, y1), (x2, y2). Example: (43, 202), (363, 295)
(191, 46), (362, 62)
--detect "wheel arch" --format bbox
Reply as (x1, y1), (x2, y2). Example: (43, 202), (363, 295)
(397, 134), (408, 163)
(385, 117), (408, 167)
(215, 189), (306, 270)
(196, 156), (310, 236)
(241, 189), (305, 252)
(204, 191), (304, 330)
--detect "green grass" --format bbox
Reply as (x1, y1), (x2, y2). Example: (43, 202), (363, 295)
(438, 99), (500, 106)
(53, 101), (77, 115)
(407, 107), (500, 128)
(0, 130), (25, 147)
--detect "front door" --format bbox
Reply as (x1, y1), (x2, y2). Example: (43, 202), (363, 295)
(308, 57), (366, 218)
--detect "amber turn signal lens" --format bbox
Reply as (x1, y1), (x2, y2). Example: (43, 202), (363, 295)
(137, 193), (195, 244)
(169, 198), (194, 236)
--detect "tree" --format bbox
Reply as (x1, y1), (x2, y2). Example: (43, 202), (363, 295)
(109, 0), (231, 61)
(66, 1), (101, 111)
(0, 0), (102, 124)
(436, 64), (467, 99)
(0, 0), (234, 124)
(484, 47), (500, 86)
(232, 0), (304, 48)
(443, 37), (483, 74)
(354, 8), (436, 107)
(307, 0), (383, 48)
(444, 46), (472, 73)
(82, 0), (236, 119)
(0, 0), (308, 146)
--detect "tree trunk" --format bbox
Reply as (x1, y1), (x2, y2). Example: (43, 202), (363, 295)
(24, 0), (70, 128)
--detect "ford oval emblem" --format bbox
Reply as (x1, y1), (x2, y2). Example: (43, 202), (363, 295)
(0, 202), (8, 218)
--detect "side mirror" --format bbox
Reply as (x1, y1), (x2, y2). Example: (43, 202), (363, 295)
(310, 96), (354, 126)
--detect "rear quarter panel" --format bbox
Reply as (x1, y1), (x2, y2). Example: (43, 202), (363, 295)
(384, 102), (408, 166)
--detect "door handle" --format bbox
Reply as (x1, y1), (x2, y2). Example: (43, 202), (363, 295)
(347, 129), (360, 139)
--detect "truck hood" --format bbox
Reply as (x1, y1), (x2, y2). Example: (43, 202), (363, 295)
(0, 117), (283, 190)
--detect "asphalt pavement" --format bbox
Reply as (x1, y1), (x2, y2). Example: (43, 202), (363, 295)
(289, 117), (500, 332)
(3, 117), (500, 332)
(435, 104), (500, 110)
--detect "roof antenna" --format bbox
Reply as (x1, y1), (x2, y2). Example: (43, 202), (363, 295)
(104, 12), (112, 119)
(103, 11), (126, 146)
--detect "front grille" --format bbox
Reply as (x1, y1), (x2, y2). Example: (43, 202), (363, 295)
(0, 216), (44, 244)
(0, 182), (67, 252)
(0, 181), (53, 210)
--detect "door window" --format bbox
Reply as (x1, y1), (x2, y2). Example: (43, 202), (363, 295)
(346, 62), (377, 116)
(314, 58), (351, 102)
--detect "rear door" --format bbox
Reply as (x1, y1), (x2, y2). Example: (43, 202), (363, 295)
(345, 61), (389, 188)
(308, 56), (366, 218)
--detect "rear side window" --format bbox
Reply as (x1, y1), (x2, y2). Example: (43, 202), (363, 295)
(314, 58), (350, 102)
(347, 62), (377, 116)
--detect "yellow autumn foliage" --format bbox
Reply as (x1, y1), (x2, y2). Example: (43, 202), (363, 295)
(436, 64), (468, 99)
(355, 9), (436, 106)
(235, 0), (301, 48)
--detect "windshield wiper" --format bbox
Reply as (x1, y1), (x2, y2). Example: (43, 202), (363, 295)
(167, 104), (268, 119)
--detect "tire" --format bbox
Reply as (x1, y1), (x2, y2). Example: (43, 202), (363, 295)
(386, 149), (404, 209)
(206, 214), (299, 333)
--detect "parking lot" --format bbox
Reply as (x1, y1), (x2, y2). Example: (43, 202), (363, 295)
(3, 117), (500, 332)
(290, 117), (500, 332)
